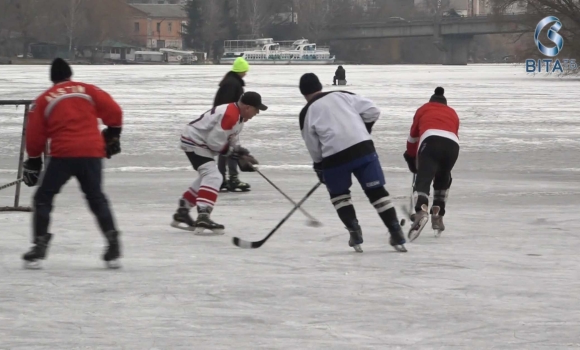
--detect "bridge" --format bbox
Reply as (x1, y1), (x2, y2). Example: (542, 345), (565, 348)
(321, 15), (535, 65)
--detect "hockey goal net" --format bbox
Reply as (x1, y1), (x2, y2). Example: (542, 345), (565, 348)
(0, 100), (33, 212)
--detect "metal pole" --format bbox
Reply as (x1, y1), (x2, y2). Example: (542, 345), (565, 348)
(14, 103), (29, 208)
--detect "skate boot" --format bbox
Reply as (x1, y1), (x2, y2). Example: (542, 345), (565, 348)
(431, 206), (445, 237)
(408, 204), (429, 242)
(220, 180), (229, 192)
(193, 207), (225, 235)
(22, 233), (53, 269)
(347, 221), (363, 253)
(388, 222), (407, 252)
(171, 199), (196, 231)
(103, 230), (122, 269)
(227, 174), (251, 192)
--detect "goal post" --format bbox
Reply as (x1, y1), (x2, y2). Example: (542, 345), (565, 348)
(0, 100), (33, 212)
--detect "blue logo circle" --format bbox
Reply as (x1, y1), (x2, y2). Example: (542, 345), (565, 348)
(534, 16), (564, 57)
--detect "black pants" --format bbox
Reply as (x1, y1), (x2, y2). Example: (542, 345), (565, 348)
(33, 158), (117, 238)
(414, 136), (459, 216)
(217, 154), (238, 178)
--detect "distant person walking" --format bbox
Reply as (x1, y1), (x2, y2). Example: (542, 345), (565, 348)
(214, 57), (252, 192)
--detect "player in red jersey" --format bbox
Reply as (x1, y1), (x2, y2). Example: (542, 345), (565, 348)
(21, 58), (123, 269)
(403, 87), (460, 241)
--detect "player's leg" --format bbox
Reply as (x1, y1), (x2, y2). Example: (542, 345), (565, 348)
(187, 153), (224, 235)
(226, 155), (250, 192)
(431, 140), (459, 233)
(353, 153), (406, 252)
(23, 158), (72, 268)
(172, 174), (201, 230)
(408, 140), (438, 241)
(74, 158), (121, 268)
(323, 164), (363, 252)
(217, 154), (228, 191)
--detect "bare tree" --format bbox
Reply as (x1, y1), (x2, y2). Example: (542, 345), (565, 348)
(243, 0), (273, 37)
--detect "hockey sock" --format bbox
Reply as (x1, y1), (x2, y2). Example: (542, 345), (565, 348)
(182, 187), (198, 208)
(364, 187), (400, 231)
(196, 162), (222, 209)
(330, 193), (358, 229)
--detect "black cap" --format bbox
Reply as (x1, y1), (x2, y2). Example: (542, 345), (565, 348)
(240, 91), (267, 111)
(299, 73), (322, 96)
(50, 58), (72, 83)
(429, 86), (447, 105)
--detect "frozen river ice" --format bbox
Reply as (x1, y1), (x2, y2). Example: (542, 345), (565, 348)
(0, 64), (579, 349)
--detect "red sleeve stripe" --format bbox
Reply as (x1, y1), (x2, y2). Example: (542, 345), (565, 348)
(220, 104), (241, 131)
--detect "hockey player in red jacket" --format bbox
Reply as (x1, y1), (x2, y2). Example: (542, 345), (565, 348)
(21, 58), (123, 269)
(403, 87), (460, 241)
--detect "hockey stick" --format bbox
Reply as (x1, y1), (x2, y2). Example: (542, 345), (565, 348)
(232, 182), (322, 249)
(255, 169), (322, 227)
(0, 178), (23, 191)
(401, 173), (416, 220)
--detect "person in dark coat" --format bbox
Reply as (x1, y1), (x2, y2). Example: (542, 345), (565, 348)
(214, 57), (251, 192)
(333, 65), (346, 85)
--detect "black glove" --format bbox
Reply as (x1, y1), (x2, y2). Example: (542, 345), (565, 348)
(229, 145), (250, 160)
(403, 151), (417, 174)
(23, 157), (43, 187)
(365, 121), (375, 134)
(102, 127), (121, 159)
(238, 154), (259, 172)
(313, 162), (325, 184)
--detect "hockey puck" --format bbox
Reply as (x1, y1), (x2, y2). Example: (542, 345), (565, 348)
(400, 218), (406, 226)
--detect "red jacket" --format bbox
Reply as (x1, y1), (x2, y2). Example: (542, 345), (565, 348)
(406, 102), (459, 157)
(26, 81), (123, 158)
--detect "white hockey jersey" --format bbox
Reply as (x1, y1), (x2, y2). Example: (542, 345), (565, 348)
(181, 103), (244, 158)
(299, 91), (380, 168)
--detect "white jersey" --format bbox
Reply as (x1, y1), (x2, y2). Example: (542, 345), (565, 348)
(181, 103), (244, 158)
(299, 91), (380, 168)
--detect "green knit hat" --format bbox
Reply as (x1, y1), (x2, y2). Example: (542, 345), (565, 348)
(232, 57), (249, 73)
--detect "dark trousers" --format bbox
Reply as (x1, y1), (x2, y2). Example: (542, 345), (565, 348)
(414, 136), (459, 216)
(217, 154), (238, 179)
(33, 157), (117, 238)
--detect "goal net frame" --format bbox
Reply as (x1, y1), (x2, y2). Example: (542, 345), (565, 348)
(0, 100), (33, 212)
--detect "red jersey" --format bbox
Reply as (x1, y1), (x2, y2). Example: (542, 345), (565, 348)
(406, 102), (460, 157)
(26, 81), (123, 158)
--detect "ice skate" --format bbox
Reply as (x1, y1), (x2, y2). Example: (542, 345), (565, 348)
(347, 222), (363, 253)
(22, 233), (53, 269)
(220, 180), (229, 192)
(431, 206), (445, 237)
(103, 230), (122, 269)
(227, 175), (251, 192)
(193, 207), (225, 236)
(408, 204), (429, 242)
(171, 199), (196, 231)
(388, 226), (407, 253)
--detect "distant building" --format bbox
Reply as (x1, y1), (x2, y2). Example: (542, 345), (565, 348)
(129, 4), (187, 49)
(414, 0), (527, 16)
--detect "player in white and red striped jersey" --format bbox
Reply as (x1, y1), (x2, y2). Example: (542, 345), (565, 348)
(172, 92), (267, 235)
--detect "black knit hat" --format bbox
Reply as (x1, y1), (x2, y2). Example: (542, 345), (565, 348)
(429, 86), (447, 105)
(299, 73), (323, 96)
(50, 58), (72, 83)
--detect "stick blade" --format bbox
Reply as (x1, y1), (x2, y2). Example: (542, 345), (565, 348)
(232, 237), (263, 249)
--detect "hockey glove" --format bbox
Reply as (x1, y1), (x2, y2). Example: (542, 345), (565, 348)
(102, 127), (121, 159)
(313, 162), (325, 184)
(229, 145), (250, 160)
(403, 151), (417, 174)
(238, 154), (259, 172)
(23, 157), (43, 187)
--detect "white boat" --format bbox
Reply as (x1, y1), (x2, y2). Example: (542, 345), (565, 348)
(159, 48), (201, 65)
(219, 38), (335, 65)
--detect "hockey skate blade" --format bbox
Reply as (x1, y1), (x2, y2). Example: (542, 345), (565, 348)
(105, 260), (122, 269)
(23, 260), (43, 270)
(352, 244), (363, 253)
(170, 221), (197, 232)
(434, 229), (443, 238)
(408, 216), (429, 242)
(392, 244), (407, 253)
(193, 227), (225, 236)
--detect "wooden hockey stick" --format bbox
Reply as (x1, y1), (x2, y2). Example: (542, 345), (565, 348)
(0, 178), (24, 191)
(232, 182), (322, 249)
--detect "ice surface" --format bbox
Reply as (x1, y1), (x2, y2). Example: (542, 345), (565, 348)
(0, 65), (579, 349)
